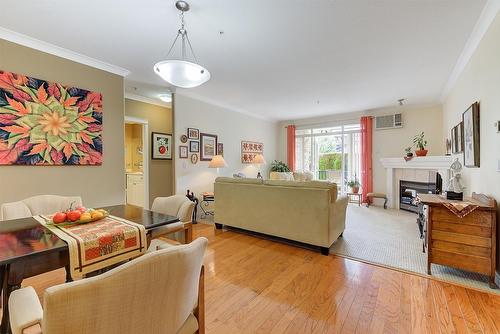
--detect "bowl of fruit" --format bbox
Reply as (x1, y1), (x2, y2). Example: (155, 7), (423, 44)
(51, 206), (109, 226)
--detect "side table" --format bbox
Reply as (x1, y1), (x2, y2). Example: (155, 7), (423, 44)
(347, 192), (362, 206)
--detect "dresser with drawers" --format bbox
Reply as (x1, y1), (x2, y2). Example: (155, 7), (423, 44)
(418, 193), (497, 288)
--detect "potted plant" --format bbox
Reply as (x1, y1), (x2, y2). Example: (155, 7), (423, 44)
(269, 160), (292, 180)
(413, 132), (428, 156)
(346, 178), (361, 194)
(405, 146), (413, 157)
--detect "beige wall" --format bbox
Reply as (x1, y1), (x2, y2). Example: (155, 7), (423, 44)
(125, 99), (173, 205)
(280, 105), (444, 194)
(442, 13), (500, 274)
(0, 39), (125, 208)
(174, 94), (279, 197)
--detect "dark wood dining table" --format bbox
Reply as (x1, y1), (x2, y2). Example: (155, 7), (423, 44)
(0, 204), (180, 334)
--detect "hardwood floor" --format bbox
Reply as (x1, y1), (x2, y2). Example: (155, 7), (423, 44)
(6, 223), (500, 333)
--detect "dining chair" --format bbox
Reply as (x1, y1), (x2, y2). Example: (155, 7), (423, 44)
(9, 237), (208, 334)
(0, 195), (83, 221)
(150, 195), (196, 243)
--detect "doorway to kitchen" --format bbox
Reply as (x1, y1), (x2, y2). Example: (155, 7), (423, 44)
(124, 116), (149, 208)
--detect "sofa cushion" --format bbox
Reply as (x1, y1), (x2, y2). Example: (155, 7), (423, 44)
(293, 171), (314, 182)
(269, 172), (294, 181)
(215, 177), (263, 185)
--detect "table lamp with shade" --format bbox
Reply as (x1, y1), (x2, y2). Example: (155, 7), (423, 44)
(208, 155), (228, 174)
(253, 154), (266, 179)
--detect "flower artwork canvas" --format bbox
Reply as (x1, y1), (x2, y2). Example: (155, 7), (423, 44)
(0, 70), (103, 165)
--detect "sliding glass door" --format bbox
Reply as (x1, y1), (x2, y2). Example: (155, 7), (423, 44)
(295, 123), (361, 194)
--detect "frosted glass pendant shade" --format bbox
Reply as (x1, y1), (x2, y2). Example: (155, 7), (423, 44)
(154, 60), (210, 89)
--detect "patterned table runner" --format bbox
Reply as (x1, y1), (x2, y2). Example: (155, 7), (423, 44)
(35, 215), (147, 279)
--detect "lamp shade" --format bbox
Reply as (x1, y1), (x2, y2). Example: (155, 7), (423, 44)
(154, 60), (210, 89)
(253, 154), (266, 165)
(208, 155), (228, 168)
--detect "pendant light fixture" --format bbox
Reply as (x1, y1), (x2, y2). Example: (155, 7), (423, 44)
(154, 1), (210, 88)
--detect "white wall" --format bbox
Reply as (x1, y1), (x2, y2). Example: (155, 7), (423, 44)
(279, 105), (444, 194)
(174, 94), (279, 196)
(442, 12), (500, 271)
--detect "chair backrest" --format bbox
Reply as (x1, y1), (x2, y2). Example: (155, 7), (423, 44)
(0, 195), (83, 221)
(151, 195), (195, 223)
(42, 237), (207, 334)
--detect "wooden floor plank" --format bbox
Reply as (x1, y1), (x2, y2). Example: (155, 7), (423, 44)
(3, 222), (500, 334)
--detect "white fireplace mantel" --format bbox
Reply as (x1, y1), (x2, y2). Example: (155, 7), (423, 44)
(380, 156), (453, 209)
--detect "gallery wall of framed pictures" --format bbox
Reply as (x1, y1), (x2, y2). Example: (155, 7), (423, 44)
(179, 127), (224, 163)
(449, 102), (480, 168)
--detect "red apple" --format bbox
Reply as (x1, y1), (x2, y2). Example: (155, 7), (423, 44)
(76, 206), (87, 214)
(67, 210), (81, 222)
(53, 212), (67, 224)
(159, 146), (166, 154)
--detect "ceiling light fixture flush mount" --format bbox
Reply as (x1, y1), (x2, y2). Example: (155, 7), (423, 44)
(153, 1), (210, 89)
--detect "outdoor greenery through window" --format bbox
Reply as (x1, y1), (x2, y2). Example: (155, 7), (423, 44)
(295, 122), (361, 194)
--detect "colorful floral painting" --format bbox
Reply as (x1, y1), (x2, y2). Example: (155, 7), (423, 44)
(0, 70), (103, 165)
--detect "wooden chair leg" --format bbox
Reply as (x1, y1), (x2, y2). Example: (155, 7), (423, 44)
(184, 223), (193, 244)
(194, 265), (205, 334)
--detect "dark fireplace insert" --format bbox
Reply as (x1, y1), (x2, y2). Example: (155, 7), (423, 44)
(399, 179), (438, 213)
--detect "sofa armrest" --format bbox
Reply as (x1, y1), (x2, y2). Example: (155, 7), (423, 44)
(9, 286), (43, 334)
(328, 196), (348, 244)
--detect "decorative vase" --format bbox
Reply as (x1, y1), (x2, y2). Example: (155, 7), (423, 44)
(415, 149), (428, 157)
(406, 153), (413, 157)
(351, 186), (360, 194)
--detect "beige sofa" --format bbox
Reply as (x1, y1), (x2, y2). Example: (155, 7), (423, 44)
(214, 177), (348, 254)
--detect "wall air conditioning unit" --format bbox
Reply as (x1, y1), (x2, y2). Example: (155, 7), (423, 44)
(375, 113), (403, 130)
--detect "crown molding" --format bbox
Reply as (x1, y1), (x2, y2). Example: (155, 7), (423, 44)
(0, 26), (130, 77)
(440, 0), (500, 101)
(175, 91), (277, 122)
(125, 92), (171, 108)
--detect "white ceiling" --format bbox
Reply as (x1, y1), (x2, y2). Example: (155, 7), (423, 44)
(0, 0), (487, 120)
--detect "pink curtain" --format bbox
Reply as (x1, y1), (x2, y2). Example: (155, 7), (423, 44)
(286, 125), (296, 171)
(360, 116), (373, 203)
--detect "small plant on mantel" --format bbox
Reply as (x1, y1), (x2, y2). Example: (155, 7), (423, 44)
(413, 132), (428, 157)
(270, 160), (290, 172)
(346, 177), (361, 194)
(405, 146), (413, 157)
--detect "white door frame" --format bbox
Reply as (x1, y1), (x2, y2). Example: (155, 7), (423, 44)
(125, 116), (149, 209)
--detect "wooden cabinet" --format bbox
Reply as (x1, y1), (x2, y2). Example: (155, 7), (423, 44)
(126, 173), (145, 208)
(419, 193), (497, 288)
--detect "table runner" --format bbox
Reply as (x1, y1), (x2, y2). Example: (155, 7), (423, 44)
(442, 201), (479, 218)
(35, 215), (146, 279)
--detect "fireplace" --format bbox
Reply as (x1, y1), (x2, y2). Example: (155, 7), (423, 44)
(399, 180), (437, 213)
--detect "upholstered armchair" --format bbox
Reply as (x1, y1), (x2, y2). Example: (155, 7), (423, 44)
(0, 195), (83, 221)
(150, 195), (196, 243)
(9, 237), (208, 334)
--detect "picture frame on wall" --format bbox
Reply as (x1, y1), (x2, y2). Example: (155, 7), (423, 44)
(179, 146), (188, 159)
(462, 102), (480, 167)
(189, 140), (199, 153)
(217, 143), (224, 156)
(187, 128), (199, 139)
(200, 133), (218, 161)
(456, 121), (464, 153)
(451, 126), (457, 154)
(151, 132), (172, 160)
(241, 140), (264, 163)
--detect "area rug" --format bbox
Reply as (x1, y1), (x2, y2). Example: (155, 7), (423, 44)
(330, 204), (499, 294)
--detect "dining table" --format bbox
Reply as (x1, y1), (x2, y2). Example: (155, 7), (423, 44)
(0, 204), (181, 334)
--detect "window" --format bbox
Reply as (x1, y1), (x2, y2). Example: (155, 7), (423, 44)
(295, 122), (361, 194)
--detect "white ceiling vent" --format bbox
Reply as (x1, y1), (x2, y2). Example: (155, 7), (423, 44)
(375, 113), (403, 130)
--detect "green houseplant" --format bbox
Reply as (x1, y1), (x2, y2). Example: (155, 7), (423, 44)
(405, 146), (413, 157)
(346, 177), (361, 194)
(413, 132), (428, 156)
(270, 160), (290, 172)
